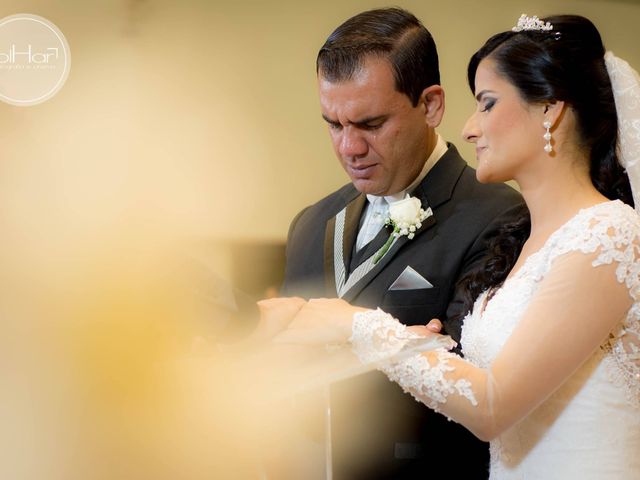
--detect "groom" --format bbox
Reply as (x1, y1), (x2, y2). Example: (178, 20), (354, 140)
(282, 7), (523, 480)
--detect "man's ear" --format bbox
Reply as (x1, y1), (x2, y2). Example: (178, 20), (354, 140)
(418, 85), (445, 128)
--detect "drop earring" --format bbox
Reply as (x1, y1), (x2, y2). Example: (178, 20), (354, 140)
(543, 120), (553, 153)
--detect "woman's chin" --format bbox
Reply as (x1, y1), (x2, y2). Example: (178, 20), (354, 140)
(475, 167), (495, 184)
(476, 165), (511, 185)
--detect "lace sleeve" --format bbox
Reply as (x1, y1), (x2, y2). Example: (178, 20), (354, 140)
(350, 308), (422, 364)
(350, 309), (478, 418)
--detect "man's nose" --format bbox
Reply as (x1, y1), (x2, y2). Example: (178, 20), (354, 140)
(339, 127), (368, 158)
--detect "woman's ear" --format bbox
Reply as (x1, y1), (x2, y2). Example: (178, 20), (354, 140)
(419, 85), (445, 128)
(543, 100), (566, 128)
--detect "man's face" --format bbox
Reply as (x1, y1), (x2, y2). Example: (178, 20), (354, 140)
(318, 57), (434, 196)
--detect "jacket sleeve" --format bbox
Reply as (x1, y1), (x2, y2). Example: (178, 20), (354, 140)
(280, 206), (310, 296)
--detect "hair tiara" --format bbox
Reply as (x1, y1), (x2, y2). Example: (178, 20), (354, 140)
(512, 14), (553, 32)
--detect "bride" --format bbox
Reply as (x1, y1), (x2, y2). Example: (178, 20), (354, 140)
(269, 14), (640, 479)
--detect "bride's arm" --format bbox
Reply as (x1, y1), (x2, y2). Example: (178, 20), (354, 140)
(379, 251), (632, 440)
(280, 250), (633, 441)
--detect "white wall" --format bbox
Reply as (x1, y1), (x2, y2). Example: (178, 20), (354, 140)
(1, 0), (638, 247)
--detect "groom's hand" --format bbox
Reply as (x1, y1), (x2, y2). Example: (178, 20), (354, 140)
(407, 318), (443, 336)
(426, 318), (443, 333)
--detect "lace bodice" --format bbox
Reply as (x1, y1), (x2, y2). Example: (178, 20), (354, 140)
(464, 201), (640, 399)
(351, 201), (640, 479)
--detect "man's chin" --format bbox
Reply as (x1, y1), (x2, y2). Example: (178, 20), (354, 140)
(351, 179), (386, 196)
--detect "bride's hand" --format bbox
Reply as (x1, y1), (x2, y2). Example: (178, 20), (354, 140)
(257, 296), (307, 338)
(273, 298), (368, 345)
(231, 297), (307, 348)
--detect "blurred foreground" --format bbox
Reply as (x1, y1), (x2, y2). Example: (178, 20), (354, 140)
(0, 209), (379, 479)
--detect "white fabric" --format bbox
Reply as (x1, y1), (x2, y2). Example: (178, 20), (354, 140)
(605, 52), (640, 211)
(351, 308), (423, 363)
(351, 201), (640, 479)
(356, 196), (390, 250)
(355, 134), (447, 250)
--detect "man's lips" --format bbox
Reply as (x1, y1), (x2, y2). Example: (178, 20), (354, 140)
(347, 163), (378, 179)
(476, 146), (487, 156)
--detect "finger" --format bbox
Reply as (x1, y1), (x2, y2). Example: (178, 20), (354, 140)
(257, 297), (306, 316)
(406, 325), (432, 336)
(426, 318), (443, 333)
(257, 296), (305, 308)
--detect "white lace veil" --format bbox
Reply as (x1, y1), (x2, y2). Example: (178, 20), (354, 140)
(605, 52), (640, 212)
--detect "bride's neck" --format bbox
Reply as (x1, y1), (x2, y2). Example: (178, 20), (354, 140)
(517, 154), (607, 238)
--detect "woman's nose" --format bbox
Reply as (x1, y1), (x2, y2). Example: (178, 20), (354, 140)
(462, 113), (480, 143)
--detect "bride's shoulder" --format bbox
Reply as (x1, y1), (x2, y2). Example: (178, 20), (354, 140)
(591, 199), (638, 217)
(585, 200), (640, 236)
(547, 200), (640, 259)
(576, 200), (640, 259)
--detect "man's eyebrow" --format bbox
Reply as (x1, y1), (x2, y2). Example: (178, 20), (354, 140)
(475, 90), (496, 101)
(352, 115), (387, 126)
(321, 114), (339, 124)
(321, 114), (388, 126)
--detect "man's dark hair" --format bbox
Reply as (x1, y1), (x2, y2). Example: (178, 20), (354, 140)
(316, 7), (440, 106)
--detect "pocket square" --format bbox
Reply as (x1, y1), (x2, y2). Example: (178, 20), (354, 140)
(389, 266), (434, 290)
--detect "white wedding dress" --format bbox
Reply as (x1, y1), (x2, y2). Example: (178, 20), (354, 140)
(351, 200), (640, 479)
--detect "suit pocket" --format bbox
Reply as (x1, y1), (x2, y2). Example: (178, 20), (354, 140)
(382, 287), (441, 306)
(381, 288), (443, 326)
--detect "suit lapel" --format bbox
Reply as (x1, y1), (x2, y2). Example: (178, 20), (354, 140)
(323, 215), (337, 296)
(323, 193), (366, 296)
(342, 193), (367, 271)
(415, 144), (467, 210)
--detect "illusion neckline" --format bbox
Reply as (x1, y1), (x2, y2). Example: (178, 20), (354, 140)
(477, 200), (622, 315)
(504, 200), (620, 284)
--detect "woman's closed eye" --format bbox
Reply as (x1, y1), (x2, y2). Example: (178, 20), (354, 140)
(480, 98), (497, 112)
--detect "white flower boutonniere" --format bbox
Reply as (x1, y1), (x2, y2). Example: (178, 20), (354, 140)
(373, 196), (432, 264)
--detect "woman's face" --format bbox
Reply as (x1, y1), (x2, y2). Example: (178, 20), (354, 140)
(462, 58), (546, 184)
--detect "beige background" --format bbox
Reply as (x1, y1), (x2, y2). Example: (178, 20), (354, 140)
(1, 0), (638, 249)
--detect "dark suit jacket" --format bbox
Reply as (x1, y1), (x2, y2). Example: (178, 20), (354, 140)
(282, 144), (524, 479)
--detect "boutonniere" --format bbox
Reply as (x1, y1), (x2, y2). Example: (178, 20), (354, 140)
(373, 196), (432, 264)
